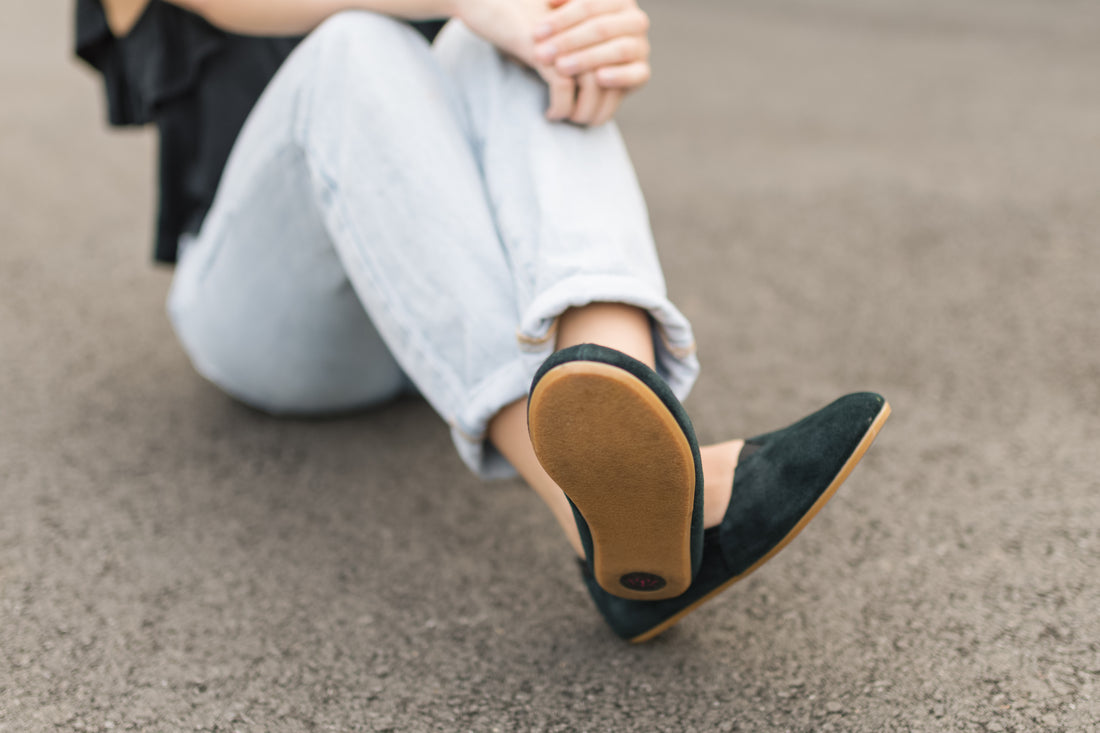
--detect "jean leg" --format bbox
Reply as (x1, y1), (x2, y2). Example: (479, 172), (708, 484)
(432, 22), (700, 401)
(168, 150), (410, 416)
(173, 12), (535, 476)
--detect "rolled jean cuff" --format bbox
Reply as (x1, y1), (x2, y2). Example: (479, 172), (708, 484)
(450, 358), (534, 480)
(451, 274), (701, 480)
(518, 273), (699, 397)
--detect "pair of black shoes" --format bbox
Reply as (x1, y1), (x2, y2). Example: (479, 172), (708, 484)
(528, 344), (890, 642)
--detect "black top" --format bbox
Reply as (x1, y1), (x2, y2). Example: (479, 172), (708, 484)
(75, 1), (444, 263)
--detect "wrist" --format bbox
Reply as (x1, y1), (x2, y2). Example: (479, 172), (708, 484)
(445, 0), (475, 23)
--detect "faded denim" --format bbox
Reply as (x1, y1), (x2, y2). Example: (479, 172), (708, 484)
(167, 13), (699, 477)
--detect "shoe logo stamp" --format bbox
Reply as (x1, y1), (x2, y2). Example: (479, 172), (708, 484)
(620, 572), (667, 592)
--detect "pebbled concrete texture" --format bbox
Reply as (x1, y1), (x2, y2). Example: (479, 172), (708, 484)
(2, 0), (1099, 730)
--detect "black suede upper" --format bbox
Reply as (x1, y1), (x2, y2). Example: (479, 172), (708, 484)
(583, 392), (887, 640)
(718, 392), (885, 574)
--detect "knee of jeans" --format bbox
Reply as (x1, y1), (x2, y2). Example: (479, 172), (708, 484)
(435, 20), (519, 90)
(433, 20), (494, 67)
(433, 20), (545, 130)
(308, 10), (427, 68)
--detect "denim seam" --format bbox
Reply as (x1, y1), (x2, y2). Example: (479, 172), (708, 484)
(303, 152), (471, 430)
(515, 317), (558, 347)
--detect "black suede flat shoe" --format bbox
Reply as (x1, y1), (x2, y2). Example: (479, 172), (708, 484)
(529, 344), (704, 601)
(581, 392), (891, 642)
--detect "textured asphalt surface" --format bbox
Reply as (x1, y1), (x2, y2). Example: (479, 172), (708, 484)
(3, 0), (1100, 730)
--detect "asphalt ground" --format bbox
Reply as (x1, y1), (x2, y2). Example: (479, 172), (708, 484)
(2, 0), (1099, 730)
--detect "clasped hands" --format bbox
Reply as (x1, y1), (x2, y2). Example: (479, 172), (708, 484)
(458, 0), (651, 126)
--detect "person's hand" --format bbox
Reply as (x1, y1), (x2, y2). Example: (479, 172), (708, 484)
(569, 72), (624, 126)
(454, 0), (581, 121)
(533, 0), (652, 95)
(455, 0), (636, 125)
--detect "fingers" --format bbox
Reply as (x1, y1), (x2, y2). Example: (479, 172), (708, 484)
(534, 0), (632, 41)
(590, 88), (624, 126)
(544, 71), (577, 121)
(594, 60), (651, 90)
(570, 73), (623, 126)
(531, 0), (651, 90)
(534, 9), (649, 64)
(552, 35), (649, 77)
(570, 72), (602, 125)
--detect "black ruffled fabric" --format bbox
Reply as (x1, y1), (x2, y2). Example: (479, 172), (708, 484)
(74, 0), (444, 263)
(76, 0), (228, 126)
(75, 0), (303, 261)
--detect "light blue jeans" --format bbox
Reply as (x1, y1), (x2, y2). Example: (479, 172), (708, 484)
(167, 13), (699, 478)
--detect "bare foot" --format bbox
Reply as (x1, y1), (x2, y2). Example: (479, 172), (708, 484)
(700, 439), (745, 529)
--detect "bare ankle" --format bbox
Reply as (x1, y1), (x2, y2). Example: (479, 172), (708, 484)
(556, 302), (655, 368)
(700, 439), (745, 528)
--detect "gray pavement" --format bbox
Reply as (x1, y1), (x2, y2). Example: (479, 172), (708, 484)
(3, 0), (1100, 730)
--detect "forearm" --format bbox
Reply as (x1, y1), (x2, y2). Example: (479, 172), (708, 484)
(166, 0), (460, 36)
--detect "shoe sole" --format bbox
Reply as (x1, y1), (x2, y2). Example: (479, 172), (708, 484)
(629, 399), (892, 643)
(529, 361), (697, 601)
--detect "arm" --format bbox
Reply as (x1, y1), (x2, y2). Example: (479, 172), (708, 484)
(155, 0), (587, 120)
(101, 0), (648, 125)
(163, 0), (457, 36)
(98, 0), (442, 37)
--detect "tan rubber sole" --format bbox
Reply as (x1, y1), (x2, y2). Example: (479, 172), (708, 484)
(529, 361), (697, 601)
(630, 399), (892, 643)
